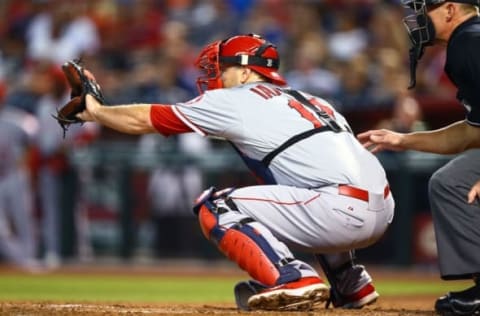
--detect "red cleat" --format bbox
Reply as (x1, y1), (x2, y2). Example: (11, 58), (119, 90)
(333, 282), (379, 309)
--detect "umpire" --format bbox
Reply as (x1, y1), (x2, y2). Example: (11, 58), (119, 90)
(358, 0), (480, 315)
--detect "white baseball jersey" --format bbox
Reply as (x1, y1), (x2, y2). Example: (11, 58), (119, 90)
(161, 83), (387, 192)
(150, 82), (394, 255)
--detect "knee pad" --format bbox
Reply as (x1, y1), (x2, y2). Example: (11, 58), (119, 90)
(193, 186), (235, 215)
(197, 204), (223, 241)
(195, 186), (235, 240)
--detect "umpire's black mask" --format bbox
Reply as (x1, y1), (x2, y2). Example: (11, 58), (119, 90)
(402, 0), (437, 88)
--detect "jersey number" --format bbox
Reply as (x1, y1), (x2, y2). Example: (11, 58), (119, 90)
(287, 98), (335, 128)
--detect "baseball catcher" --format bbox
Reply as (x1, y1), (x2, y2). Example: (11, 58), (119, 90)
(52, 60), (104, 137)
(61, 34), (395, 312)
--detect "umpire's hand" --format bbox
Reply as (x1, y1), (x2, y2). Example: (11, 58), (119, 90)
(357, 129), (406, 153)
(468, 179), (480, 204)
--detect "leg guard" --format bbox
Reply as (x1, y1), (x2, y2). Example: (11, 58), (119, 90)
(195, 187), (300, 287)
(218, 222), (280, 286)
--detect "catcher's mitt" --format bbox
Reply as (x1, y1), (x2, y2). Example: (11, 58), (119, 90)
(53, 60), (105, 137)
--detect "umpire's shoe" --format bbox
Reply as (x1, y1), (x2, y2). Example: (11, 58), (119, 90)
(435, 284), (480, 315)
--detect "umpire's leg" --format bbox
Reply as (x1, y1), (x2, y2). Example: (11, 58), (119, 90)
(429, 149), (480, 280)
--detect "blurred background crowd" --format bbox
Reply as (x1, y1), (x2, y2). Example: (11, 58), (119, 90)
(0, 0), (465, 272)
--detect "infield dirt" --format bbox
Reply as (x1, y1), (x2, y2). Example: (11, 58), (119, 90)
(0, 263), (446, 316)
(0, 297), (438, 316)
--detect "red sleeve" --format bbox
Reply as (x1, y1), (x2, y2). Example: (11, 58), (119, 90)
(150, 104), (193, 136)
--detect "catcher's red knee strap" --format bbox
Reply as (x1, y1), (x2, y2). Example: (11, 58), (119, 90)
(219, 228), (280, 286)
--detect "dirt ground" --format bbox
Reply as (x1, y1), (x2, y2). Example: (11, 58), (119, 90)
(0, 263), (442, 316)
(0, 297), (438, 316)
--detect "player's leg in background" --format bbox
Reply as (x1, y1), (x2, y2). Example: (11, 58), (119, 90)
(7, 168), (37, 263)
(74, 165), (94, 262)
(0, 172), (39, 271)
(38, 166), (61, 269)
(0, 213), (31, 269)
(428, 149), (480, 314)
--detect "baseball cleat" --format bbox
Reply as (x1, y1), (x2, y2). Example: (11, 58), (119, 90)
(247, 276), (329, 311)
(333, 282), (379, 309)
(233, 280), (267, 311)
(435, 284), (480, 316)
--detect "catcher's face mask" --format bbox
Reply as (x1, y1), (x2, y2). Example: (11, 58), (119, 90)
(195, 34), (286, 94)
(195, 40), (224, 94)
(402, 0), (438, 88)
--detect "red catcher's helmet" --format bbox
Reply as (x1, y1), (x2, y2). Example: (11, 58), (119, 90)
(194, 34), (287, 93)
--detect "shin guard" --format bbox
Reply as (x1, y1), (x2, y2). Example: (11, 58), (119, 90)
(198, 203), (300, 287)
(218, 226), (280, 286)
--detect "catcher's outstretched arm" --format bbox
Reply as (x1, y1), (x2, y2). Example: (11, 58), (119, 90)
(78, 94), (157, 134)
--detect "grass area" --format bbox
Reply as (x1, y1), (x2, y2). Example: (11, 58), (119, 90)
(0, 274), (238, 302)
(377, 280), (471, 296)
(0, 273), (472, 302)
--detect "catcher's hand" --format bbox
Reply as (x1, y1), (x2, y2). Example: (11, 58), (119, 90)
(53, 60), (105, 137)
